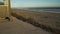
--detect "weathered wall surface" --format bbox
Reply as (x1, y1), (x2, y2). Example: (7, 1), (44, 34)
(0, 0), (11, 18)
(0, 6), (7, 18)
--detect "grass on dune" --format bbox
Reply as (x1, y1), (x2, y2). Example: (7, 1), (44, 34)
(11, 9), (60, 34)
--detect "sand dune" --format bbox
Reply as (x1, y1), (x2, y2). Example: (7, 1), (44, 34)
(0, 16), (51, 34)
(12, 9), (60, 34)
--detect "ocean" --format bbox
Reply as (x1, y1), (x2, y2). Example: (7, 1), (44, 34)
(17, 7), (60, 13)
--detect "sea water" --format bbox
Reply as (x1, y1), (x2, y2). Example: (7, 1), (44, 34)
(18, 7), (60, 13)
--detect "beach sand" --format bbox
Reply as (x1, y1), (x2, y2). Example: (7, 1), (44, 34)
(0, 16), (52, 34)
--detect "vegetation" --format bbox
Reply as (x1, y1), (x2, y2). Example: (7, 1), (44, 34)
(12, 9), (60, 34)
(0, 2), (4, 5)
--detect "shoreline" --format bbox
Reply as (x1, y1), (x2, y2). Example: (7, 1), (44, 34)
(12, 8), (60, 13)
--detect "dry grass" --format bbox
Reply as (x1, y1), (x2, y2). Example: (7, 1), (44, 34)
(12, 9), (60, 34)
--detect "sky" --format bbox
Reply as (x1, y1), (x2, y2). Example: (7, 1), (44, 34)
(0, 0), (4, 2)
(1, 0), (60, 8)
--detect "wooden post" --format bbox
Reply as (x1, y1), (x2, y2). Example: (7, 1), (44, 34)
(0, 0), (11, 20)
(4, 0), (11, 17)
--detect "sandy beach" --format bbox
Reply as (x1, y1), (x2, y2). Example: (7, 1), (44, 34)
(0, 16), (52, 34)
